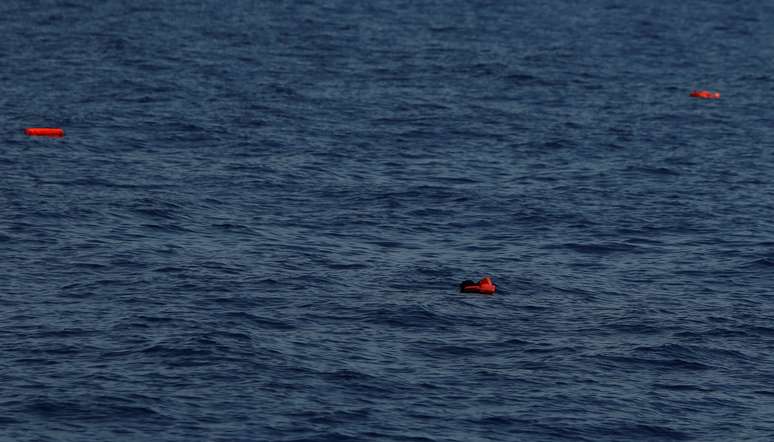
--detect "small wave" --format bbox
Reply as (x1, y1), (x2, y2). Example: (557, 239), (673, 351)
(541, 138), (576, 149)
(71, 262), (109, 270)
(634, 343), (750, 361)
(321, 369), (374, 382)
(546, 242), (640, 255)
(673, 328), (749, 338)
(38, 178), (169, 189)
(140, 344), (213, 358)
(599, 424), (691, 441)
(23, 398), (162, 420)
(133, 207), (180, 220)
(597, 354), (713, 371)
(745, 325), (774, 337)
(605, 322), (663, 335)
(324, 262), (369, 270)
(211, 223), (256, 234)
(429, 344), (480, 356)
(746, 258), (774, 268)
(139, 223), (193, 233)
(152, 265), (186, 273)
(623, 165), (681, 176)
(279, 432), (362, 442)
(221, 311), (296, 331)
(653, 383), (713, 392)
(362, 304), (454, 329)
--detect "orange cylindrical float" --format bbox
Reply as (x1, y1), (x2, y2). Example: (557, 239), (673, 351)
(25, 128), (64, 137)
(689, 90), (720, 99)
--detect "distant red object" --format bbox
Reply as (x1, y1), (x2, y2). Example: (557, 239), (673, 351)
(690, 90), (720, 99)
(460, 277), (496, 295)
(25, 128), (64, 137)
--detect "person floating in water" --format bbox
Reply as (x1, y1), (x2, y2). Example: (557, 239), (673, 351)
(459, 276), (496, 295)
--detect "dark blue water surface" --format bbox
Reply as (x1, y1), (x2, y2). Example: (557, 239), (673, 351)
(3, 0), (774, 440)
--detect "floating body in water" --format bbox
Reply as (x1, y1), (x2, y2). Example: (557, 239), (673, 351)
(690, 90), (720, 99)
(25, 128), (64, 137)
(459, 277), (496, 295)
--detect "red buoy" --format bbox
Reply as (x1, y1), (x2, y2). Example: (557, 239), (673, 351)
(25, 128), (64, 137)
(689, 90), (720, 99)
(459, 276), (496, 295)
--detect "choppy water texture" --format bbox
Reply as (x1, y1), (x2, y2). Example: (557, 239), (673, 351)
(3, 0), (774, 440)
